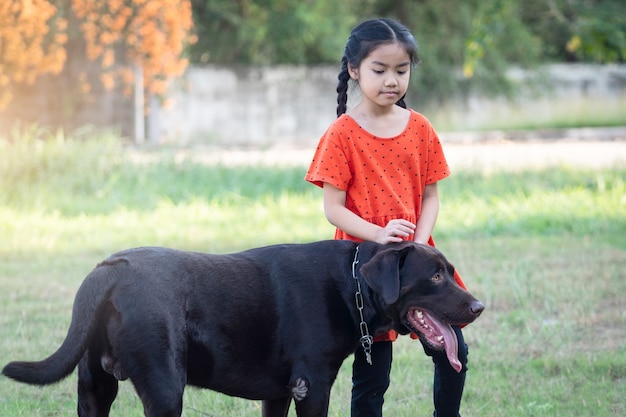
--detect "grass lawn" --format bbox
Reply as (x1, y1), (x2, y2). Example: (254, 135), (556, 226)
(0, 131), (624, 416)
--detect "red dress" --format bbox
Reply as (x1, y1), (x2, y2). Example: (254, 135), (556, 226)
(305, 109), (466, 341)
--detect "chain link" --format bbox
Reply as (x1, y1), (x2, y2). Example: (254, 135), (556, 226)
(352, 246), (373, 365)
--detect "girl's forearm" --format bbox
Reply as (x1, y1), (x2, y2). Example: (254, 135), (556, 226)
(325, 203), (383, 242)
(414, 183), (440, 244)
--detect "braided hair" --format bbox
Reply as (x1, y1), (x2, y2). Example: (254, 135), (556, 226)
(336, 18), (419, 117)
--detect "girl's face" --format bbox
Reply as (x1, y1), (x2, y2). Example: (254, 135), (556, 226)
(349, 42), (411, 110)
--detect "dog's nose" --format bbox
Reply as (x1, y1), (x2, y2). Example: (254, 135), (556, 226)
(470, 300), (485, 316)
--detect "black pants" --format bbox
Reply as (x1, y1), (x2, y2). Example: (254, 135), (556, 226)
(350, 326), (468, 417)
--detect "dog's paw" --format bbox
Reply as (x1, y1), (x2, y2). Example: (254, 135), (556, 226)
(290, 377), (309, 401)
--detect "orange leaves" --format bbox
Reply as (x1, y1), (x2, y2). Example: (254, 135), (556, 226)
(0, 0), (194, 110)
(71, 0), (195, 96)
(0, 0), (67, 109)
(131, 0), (195, 95)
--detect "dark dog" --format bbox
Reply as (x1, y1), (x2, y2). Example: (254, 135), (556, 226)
(2, 240), (484, 417)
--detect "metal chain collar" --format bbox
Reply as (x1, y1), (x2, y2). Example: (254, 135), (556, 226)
(352, 245), (374, 365)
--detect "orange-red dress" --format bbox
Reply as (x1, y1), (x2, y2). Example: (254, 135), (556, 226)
(305, 109), (466, 341)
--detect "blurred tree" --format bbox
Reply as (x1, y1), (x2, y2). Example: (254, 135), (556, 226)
(516, 0), (625, 63)
(0, 0), (195, 111)
(71, 0), (196, 96)
(2, 0), (623, 120)
(558, 0), (625, 63)
(459, 0), (542, 99)
(189, 0), (360, 64)
(356, 0), (624, 104)
(189, 0), (624, 105)
(0, 0), (67, 110)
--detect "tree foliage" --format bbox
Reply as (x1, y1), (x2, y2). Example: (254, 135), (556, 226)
(188, 0), (625, 104)
(0, 0), (67, 109)
(559, 0), (626, 63)
(72, 0), (195, 95)
(1, 0), (623, 113)
(0, 0), (194, 110)
(188, 0), (625, 67)
(189, 0), (359, 65)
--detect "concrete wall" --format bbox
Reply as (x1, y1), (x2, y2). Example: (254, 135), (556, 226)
(153, 63), (626, 147)
(0, 39), (134, 138)
(2, 63), (625, 146)
(152, 65), (338, 148)
(426, 64), (626, 133)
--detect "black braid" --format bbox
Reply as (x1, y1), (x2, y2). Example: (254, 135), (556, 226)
(396, 96), (407, 109)
(336, 57), (350, 117)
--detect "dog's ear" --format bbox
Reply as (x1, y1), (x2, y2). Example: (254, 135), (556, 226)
(360, 246), (411, 304)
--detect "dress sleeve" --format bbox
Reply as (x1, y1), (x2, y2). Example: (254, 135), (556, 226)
(304, 124), (352, 190)
(424, 123), (451, 185)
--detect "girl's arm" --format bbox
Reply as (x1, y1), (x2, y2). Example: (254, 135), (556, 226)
(413, 183), (440, 244)
(323, 183), (415, 244)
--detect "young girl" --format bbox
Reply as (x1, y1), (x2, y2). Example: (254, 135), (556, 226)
(305, 18), (469, 417)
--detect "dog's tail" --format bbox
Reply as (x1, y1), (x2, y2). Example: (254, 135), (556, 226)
(2, 260), (122, 385)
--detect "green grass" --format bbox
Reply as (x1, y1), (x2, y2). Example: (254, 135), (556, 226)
(0, 128), (624, 416)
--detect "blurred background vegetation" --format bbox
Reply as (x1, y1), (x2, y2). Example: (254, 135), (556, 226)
(1, 0), (624, 118)
(188, 0), (625, 103)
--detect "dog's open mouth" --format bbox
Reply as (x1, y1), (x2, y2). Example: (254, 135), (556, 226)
(405, 308), (461, 373)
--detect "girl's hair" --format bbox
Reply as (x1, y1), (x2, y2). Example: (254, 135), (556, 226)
(336, 18), (419, 117)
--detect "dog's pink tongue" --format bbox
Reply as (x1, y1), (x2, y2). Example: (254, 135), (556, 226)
(441, 325), (461, 373)
(421, 311), (461, 373)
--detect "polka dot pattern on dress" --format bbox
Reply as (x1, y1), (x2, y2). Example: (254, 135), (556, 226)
(305, 109), (450, 241)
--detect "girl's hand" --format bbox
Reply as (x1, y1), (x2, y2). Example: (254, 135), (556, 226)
(376, 219), (416, 244)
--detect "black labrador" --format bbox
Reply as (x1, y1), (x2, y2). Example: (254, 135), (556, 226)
(2, 240), (484, 417)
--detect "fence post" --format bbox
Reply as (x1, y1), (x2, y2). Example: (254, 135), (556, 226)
(134, 64), (145, 145)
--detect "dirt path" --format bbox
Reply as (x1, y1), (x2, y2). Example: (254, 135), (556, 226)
(184, 140), (626, 171)
(443, 140), (626, 171)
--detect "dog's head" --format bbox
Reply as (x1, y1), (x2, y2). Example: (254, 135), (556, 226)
(359, 242), (484, 372)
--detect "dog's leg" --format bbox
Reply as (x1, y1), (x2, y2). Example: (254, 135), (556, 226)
(261, 397), (291, 417)
(293, 390), (331, 417)
(129, 355), (185, 417)
(290, 375), (330, 417)
(77, 351), (118, 417)
(120, 326), (187, 417)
